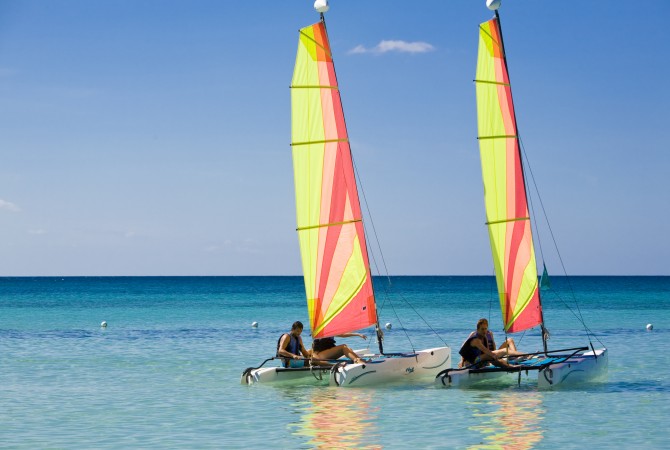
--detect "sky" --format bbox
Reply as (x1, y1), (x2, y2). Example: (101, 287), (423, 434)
(0, 0), (668, 276)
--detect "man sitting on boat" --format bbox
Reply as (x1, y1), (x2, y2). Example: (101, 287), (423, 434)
(458, 318), (523, 369)
(311, 333), (367, 365)
(277, 321), (312, 368)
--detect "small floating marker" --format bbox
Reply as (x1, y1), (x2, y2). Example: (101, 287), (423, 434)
(100, 321), (107, 328)
(385, 323), (392, 330)
(314, 0), (329, 13)
(486, 0), (501, 10)
(646, 323), (653, 331)
(251, 321), (259, 328)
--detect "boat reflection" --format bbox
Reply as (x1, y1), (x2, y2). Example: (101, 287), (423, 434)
(291, 388), (381, 449)
(468, 391), (545, 449)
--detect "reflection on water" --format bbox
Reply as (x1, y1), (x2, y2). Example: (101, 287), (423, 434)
(290, 388), (381, 449)
(467, 390), (545, 449)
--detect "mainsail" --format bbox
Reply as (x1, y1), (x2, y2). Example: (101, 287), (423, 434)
(475, 17), (542, 333)
(291, 21), (377, 339)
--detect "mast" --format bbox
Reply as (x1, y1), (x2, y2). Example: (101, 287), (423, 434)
(492, 8), (548, 353)
(318, 12), (384, 354)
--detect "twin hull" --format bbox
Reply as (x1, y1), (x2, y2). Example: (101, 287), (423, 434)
(242, 365), (331, 385)
(243, 347), (451, 387)
(332, 347), (451, 387)
(436, 348), (608, 389)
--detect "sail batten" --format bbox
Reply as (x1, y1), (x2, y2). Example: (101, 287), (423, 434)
(291, 85), (339, 89)
(297, 219), (362, 232)
(476, 17), (542, 334)
(298, 29), (332, 57)
(486, 216), (529, 226)
(292, 21), (377, 339)
(474, 80), (510, 86)
(478, 135), (517, 140)
(291, 138), (348, 147)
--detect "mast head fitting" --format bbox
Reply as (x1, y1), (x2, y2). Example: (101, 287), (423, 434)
(314, 0), (329, 13)
(486, 0), (501, 10)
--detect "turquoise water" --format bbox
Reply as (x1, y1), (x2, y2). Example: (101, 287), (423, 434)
(1, 276), (668, 448)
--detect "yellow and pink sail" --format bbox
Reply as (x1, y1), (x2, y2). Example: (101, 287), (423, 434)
(475, 18), (543, 333)
(290, 21), (377, 339)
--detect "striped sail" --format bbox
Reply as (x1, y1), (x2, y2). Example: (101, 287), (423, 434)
(290, 21), (377, 339)
(475, 18), (542, 333)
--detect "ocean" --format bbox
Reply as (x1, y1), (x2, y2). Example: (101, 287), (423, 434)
(1, 276), (668, 449)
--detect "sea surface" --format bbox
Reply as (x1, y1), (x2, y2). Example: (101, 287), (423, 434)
(1, 276), (668, 449)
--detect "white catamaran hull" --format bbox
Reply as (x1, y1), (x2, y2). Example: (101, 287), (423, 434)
(435, 348), (607, 389)
(331, 347), (451, 387)
(243, 347), (451, 387)
(537, 348), (608, 388)
(241, 365), (331, 385)
(241, 348), (379, 386)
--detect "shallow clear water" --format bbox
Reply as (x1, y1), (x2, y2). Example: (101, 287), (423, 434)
(1, 276), (668, 448)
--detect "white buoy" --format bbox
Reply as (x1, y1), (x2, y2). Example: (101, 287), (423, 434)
(314, 0), (329, 13)
(486, 0), (502, 11)
(251, 321), (259, 328)
(100, 321), (107, 328)
(385, 322), (392, 330)
(646, 323), (653, 331)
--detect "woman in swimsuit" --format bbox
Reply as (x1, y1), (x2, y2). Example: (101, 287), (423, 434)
(311, 332), (367, 364)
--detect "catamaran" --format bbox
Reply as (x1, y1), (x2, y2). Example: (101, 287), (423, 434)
(242, 0), (451, 387)
(435, 0), (607, 389)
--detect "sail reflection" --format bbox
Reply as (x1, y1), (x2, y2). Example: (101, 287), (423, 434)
(292, 388), (381, 449)
(468, 391), (545, 449)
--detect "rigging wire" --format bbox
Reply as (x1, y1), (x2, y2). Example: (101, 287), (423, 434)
(324, 11), (420, 349)
(330, 1), (447, 348)
(319, 16), (385, 351)
(351, 158), (415, 352)
(495, 11), (601, 350)
(351, 156), (449, 349)
(518, 137), (603, 347)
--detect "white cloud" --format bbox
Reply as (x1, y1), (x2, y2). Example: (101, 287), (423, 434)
(28, 229), (46, 235)
(349, 44), (368, 54)
(0, 199), (20, 212)
(349, 40), (435, 55)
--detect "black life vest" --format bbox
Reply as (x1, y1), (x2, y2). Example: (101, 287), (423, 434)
(276, 333), (300, 366)
(458, 332), (491, 363)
